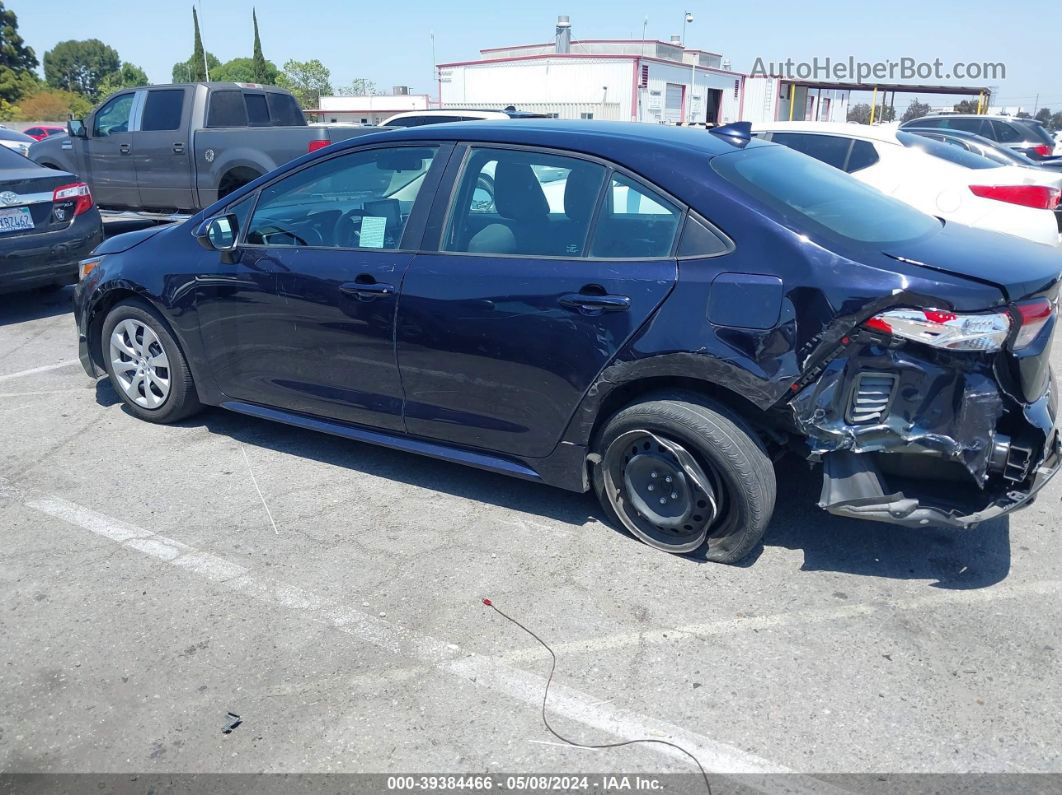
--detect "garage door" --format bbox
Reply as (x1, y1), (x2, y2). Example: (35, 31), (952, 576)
(664, 83), (684, 124)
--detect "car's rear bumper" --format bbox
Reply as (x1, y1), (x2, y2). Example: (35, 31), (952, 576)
(0, 210), (103, 294)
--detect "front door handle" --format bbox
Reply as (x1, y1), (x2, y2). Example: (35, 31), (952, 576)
(119, 143), (130, 154)
(340, 280), (395, 300)
(559, 292), (631, 313)
(173, 142), (185, 153)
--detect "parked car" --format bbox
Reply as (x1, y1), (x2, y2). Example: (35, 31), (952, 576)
(904, 126), (1062, 172)
(751, 121), (1061, 248)
(381, 108), (550, 127)
(900, 114), (1058, 160)
(0, 127), (37, 158)
(0, 144), (103, 293)
(29, 82), (380, 214)
(906, 126), (1062, 232)
(73, 121), (1061, 563)
(23, 125), (67, 142)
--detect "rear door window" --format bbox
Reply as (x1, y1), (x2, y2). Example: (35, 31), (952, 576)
(769, 132), (852, 170)
(590, 174), (682, 258)
(244, 94), (270, 126)
(990, 120), (1022, 143)
(141, 89), (185, 131)
(944, 117), (986, 135)
(845, 140), (880, 172)
(207, 90), (248, 127)
(444, 148), (606, 257)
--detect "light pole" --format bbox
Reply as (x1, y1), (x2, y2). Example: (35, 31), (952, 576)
(683, 12), (695, 124)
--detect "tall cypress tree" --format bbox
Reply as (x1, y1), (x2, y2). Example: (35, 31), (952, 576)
(251, 9), (269, 83)
(190, 6), (207, 81)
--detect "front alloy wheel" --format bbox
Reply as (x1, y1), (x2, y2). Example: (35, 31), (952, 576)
(109, 319), (170, 408)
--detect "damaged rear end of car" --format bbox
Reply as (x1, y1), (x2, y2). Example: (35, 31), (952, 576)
(711, 142), (1062, 532)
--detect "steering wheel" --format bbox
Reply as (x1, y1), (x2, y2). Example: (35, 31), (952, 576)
(333, 209), (368, 248)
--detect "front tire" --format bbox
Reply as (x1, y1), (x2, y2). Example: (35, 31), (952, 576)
(101, 300), (202, 423)
(592, 394), (776, 563)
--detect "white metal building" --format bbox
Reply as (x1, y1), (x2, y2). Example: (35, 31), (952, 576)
(742, 77), (851, 124)
(437, 19), (746, 125)
(308, 89), (431, 125)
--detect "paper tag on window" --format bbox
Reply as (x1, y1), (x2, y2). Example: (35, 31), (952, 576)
(359, 216), (387, 248)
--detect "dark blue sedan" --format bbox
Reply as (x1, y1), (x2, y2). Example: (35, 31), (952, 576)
(73, 120), (1061, 563)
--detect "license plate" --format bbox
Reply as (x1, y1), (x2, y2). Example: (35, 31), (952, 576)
(0, 206), (34, 233)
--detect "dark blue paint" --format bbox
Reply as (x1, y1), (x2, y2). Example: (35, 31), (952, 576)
(74, 120), (1060, 504)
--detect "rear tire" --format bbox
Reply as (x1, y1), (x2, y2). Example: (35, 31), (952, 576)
(101, 300), (202, 424)
(592, 393), (776, 563)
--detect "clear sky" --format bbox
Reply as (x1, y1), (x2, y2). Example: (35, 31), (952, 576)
(10, 0), (1061, 112)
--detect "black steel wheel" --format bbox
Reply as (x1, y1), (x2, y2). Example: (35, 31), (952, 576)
(592, 393), (776, 562)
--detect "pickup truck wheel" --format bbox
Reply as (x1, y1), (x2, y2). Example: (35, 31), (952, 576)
(101, 300), (202, 424)
(592, 394), (776, 563)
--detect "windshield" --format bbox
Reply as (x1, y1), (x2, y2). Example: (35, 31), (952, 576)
(712, 144), (942, 245)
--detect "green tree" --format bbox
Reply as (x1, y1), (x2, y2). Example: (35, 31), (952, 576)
(96, 62), (149, 98)
(901, 98), (932, 123)
(277, 58), (331, 109)
(213, 56), (278, 84)
(1050, 112), (1062, 133)
(1034, 107), (1052, 126)
(954, 99), (980, 114)
(191, 5), (207, 80)
(846, 103), (893, 124)
(172, 51), (220, 83)
(0, 0), (39, 104)
(43, 39), (120, 99)
(12, 87), (91, 121)
(251, 8), (273, 83)
(335, 78), (377, 96)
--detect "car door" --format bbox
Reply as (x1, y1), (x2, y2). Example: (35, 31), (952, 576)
(133, 87), (195, 211)
(395, 145), (681, 459)
(85, 91), (139, 208)
(219, 142), (450, 430)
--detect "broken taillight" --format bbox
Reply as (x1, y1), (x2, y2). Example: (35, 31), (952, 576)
(1012, 297), (1054, 349)
(863, 308), (1011, 351)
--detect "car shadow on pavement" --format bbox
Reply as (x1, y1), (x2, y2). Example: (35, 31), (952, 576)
(762, 457), (1011, 589)
(0, 286), (74, 327)
(94, 379), (1012, 588)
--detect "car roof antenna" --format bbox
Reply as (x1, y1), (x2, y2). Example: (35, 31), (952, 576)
(710, 121), (752, 144)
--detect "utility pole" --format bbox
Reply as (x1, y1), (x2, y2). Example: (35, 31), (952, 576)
(683, 11), (695, 124)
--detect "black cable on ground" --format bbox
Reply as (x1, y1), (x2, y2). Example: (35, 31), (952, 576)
(482, 598), (712, 795)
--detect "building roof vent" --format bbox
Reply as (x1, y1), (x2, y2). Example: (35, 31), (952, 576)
(556, 15), (572, 54)
(670, 35), (682, 45)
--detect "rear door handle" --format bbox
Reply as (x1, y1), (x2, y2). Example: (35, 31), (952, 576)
(339, 281), (395, 300)
(173, 142), (185, 153)
(559, 292), (631, 313)
(119, 143), (130, 154)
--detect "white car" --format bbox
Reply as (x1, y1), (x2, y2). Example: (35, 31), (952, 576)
(381, 108), (549, 127)
(751, 121), (1062, 248)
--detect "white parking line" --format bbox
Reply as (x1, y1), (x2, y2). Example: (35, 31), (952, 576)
(0, 360), (80, 383)
(21, 489), (845, 792)
(495, 580), (1062, 665)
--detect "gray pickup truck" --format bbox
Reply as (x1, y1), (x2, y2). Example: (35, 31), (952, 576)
(30, 82), (380, 213)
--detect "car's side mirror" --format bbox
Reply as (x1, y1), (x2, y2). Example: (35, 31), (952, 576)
(195, 213), (240, 252)
(67, 118), (87, 138)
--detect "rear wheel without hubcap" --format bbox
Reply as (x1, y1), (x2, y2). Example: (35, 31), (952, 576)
(592, 394), (776, 563)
